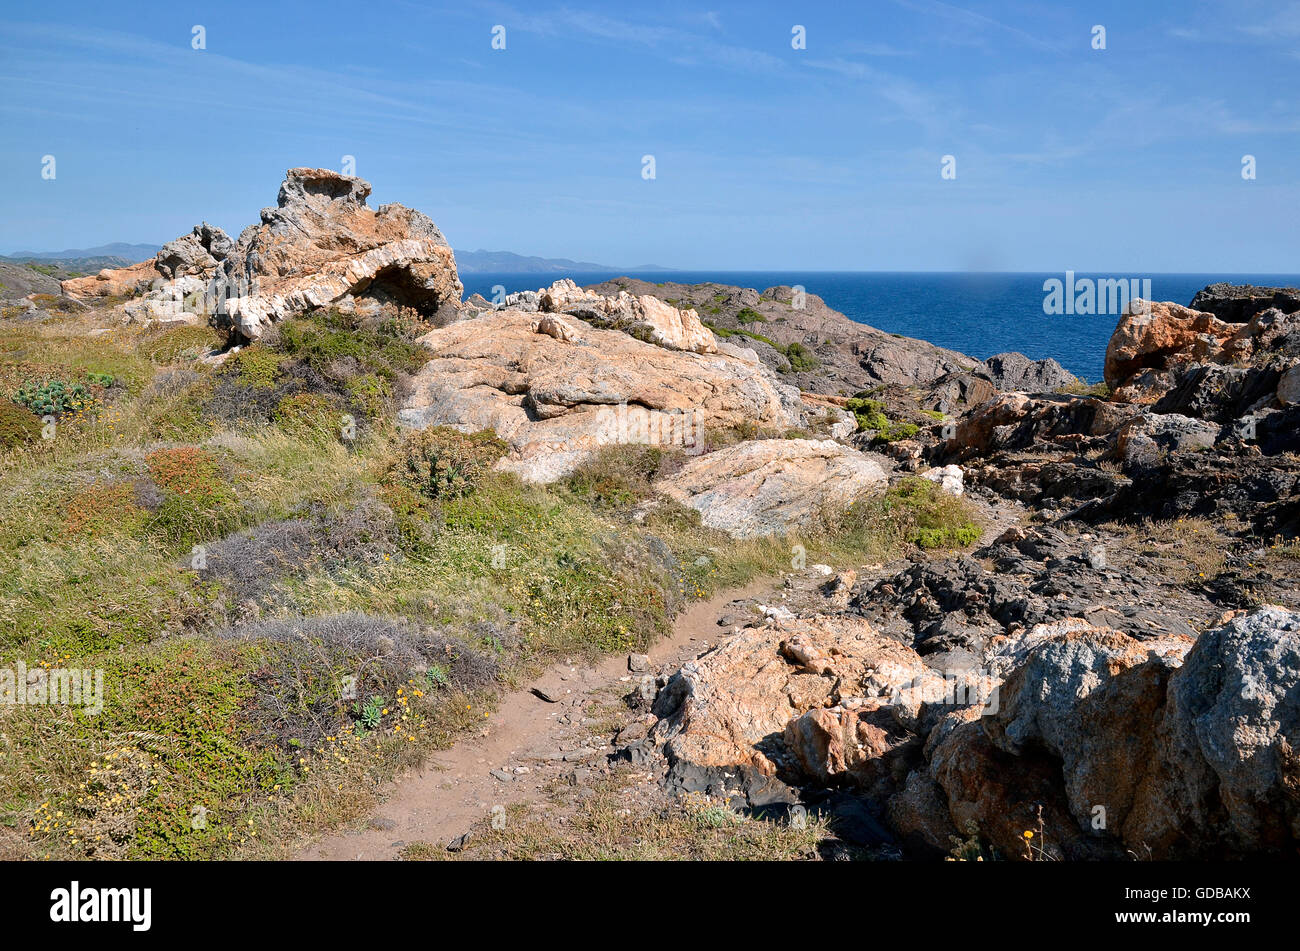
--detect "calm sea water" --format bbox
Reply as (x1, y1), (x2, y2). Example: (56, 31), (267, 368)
(461, 271), (1300, 383)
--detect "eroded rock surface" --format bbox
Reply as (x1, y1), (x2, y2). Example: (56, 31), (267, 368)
(63, 168), (463, 339)
(397, 311), (804, 482)
(655, 439), (889, 539)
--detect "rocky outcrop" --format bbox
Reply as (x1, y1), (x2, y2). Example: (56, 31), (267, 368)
(215, 169), (461, 339)
(585, 277), (979, 395)
(1190, 282), (1300, 324)
(1103, 300), (1237, 401)
(397, 311), (804, 483)
(61, 258), (158, 299)
(654, 439), (889, 539)
(489, 279), (717, 354)
(651, 614), (948, 790)
(63, 169), (463, 339)
(927, 607), (1300, 859)
(155, 222), (232, 280)
(982, 352), (1078, 392)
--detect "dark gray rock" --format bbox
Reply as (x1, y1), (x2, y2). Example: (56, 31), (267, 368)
(983, 351), (1079, 392)
(1190, 282), (1300, 323)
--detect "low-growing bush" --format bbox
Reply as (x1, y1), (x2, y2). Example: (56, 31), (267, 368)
(390, 427), (509, 501)
(64, 481), (150, 537)
(221, 611), (499, 750)
(839, 476), (981, 552)
(145, 446), (242, 543)
(199, 499), (399, 610)
(0, 399), (41, 448)
(562, 444), (686, 509)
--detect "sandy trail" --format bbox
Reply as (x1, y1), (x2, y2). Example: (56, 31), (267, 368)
(296, 579), (773, 860)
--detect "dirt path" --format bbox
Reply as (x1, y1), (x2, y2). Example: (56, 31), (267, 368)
(296, 578), (775, 860)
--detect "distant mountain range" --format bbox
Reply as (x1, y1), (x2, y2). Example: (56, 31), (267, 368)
(453, 249), (673, 274)
(5, 242), (161, 263)
(1, 244), (671, 276)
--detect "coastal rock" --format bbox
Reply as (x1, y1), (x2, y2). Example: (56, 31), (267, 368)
(215, 168), (462, 339)
(927, 608), (1300, 859)
(498, 279), (718, 353)
(1103, 300), (1236, 400)
(61, 258), (158, 299)
(1189, 282), (1300, 324)
(654, 438), (888, 539)
(155, 222), (232, 280)
(921, 464), (964, 496)
(983, 352), (1078, 393)
(1130, 607), (1300, 856)
(585, 277), (978, 393)
(397, 310), (803, 483)
(1280, 365), (1300, 406)
(939, 392), (1133, 464)
(651, 614), (939, 779)
(65, 169), (463, 340)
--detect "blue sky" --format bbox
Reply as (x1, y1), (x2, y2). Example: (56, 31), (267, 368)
(2, 0), (1298, 270)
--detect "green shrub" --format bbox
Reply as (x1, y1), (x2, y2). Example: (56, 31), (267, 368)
(273, 392), (341, 438)
(562, 444), (685, 509)
(144, 446), (243, 543)
(227, 347), (283, 389)
(390, 427), (509, 501)
(736, 307), (765, 324)
(845, 397), (889, 432)
(784, 341), (818, 372)
(12, 378), (94, 415)
(840, 477), (980, 552)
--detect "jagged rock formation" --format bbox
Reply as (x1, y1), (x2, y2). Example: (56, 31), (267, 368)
(155, 222), (233, 279)
(397, 310), (804, 483)
(653, 438), (889, 538)
(215, 169), (461, 339)
(63, 168), (463, 340)
(1190, 282), (1300, 323)
(981, 351), (1078, 392)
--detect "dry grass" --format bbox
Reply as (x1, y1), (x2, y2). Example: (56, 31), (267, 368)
(407, 769), (829, 861)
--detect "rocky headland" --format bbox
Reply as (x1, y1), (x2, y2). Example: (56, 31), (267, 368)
(5, 168), (1298, 861)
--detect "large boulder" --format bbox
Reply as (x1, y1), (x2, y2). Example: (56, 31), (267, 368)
(651, 614), (946, 784)
(654, 438), (889, 539)
(1127, 607), (1300, 857)
(926, 608), (1300, 859)
(1103, 300), (1236, 401)
(397, 311), (803, 482)
(155, 221), (232, 280)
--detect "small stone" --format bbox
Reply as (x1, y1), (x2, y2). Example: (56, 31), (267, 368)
(628, 653), (650, 673)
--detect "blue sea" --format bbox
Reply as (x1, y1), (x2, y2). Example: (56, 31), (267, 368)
(461, 272), (1300, 383)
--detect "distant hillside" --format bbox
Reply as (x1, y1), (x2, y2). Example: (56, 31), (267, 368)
(455, 249), (673, 274)
(6, 242), (160, 263)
